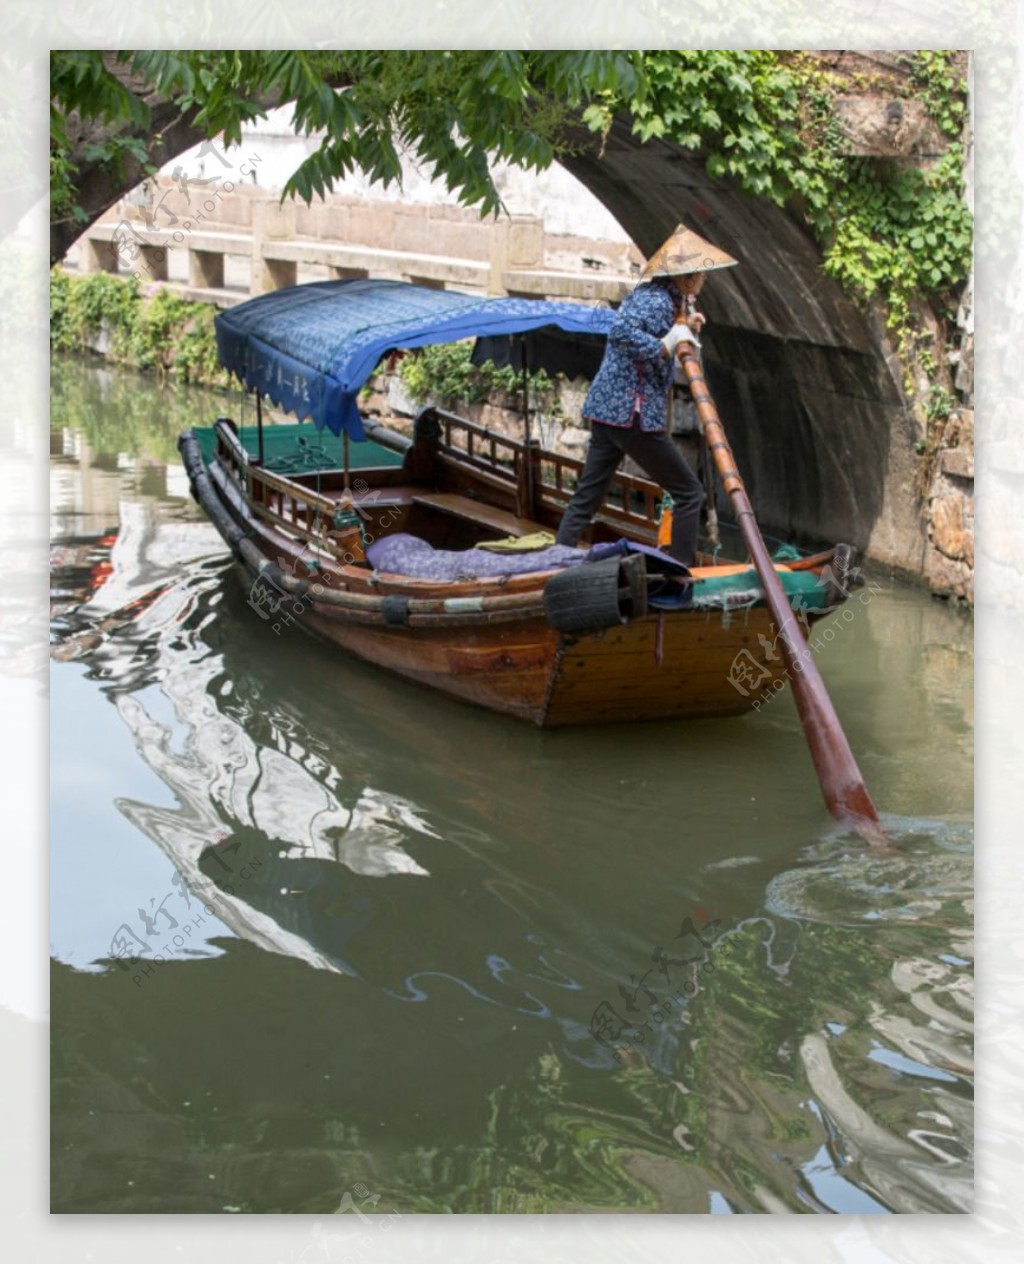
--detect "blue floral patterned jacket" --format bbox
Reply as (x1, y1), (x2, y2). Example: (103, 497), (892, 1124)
(582, 278), (684, 432)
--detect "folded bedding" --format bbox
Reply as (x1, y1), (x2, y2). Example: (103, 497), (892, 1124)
(365, 533), (589, 581)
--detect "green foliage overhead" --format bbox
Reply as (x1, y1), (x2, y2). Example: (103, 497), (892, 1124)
(50, 50), (643, 229)
(585, 50), (972, 335)
(907, 51), (968, 139)
(52, 49), (971, 358)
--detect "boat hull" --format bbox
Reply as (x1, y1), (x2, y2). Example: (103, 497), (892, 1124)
(267, 595), (792, 727)
(181, 425), (835, 728)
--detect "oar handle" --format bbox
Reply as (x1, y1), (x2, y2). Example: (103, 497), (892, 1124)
(675, 343), (885, 840)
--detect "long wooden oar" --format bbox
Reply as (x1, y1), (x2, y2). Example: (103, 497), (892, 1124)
(676, 342), (885, 842)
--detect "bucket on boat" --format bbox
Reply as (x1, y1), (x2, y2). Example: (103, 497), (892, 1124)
(331, 507), (367, 563)
(334, 522), (366, 563)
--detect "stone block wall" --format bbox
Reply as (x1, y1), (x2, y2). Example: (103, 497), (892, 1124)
(924, 407), (974, 603)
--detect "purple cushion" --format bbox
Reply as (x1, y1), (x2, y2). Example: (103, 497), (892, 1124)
(365, 533), (589, 581)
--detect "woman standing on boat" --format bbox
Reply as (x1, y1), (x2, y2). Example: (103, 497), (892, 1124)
(554, 225), (738, 567)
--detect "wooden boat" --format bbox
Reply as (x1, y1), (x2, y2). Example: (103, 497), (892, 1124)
(180, 279), (858, 727)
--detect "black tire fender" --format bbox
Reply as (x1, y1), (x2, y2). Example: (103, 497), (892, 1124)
(543, 553), (647, 633)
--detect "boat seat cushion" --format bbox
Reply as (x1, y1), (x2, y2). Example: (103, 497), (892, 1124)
(365, 533), (587, 581)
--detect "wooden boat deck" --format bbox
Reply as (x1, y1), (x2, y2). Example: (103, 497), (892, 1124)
(265, 478), (550, 548)
(408, 491), (546, 538)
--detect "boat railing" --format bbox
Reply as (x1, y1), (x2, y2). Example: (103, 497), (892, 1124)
(214, 411), (662, 546)
(214, 420), (344, 555)
(214, 417), (247, 478)
(434, 409), (664, 537)
(250, 464), (340, 539)
(434, 408), (525, 472)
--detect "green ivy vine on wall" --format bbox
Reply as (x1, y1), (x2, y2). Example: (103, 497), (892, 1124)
(50, 269), (230, 388)
(397, 340), (563, 418)
(584, 50), (972, 348)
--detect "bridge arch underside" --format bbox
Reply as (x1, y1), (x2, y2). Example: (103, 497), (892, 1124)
(562, 122), (915, 565)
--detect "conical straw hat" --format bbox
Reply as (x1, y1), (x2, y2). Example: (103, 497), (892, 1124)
(640, 224), (738, 279)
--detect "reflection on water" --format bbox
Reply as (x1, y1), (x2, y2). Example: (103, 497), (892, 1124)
(50, 355), (973, 1213)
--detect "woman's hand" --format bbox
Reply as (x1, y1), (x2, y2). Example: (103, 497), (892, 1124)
(687, 311), (707, 335)
(661, 323), (697, 357)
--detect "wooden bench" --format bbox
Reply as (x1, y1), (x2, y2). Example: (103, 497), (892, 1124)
(410, 491), (547, 539)
(322, 485), (416, 509)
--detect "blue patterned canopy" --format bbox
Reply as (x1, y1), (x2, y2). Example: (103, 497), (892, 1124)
(215, 278), (615, 439)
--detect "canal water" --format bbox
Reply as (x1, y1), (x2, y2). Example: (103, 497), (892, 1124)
(50, 354), (973, 1214)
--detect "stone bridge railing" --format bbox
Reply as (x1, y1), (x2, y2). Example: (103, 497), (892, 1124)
(67, 188), (637, 309)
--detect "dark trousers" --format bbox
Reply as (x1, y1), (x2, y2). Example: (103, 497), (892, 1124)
(555, 420), (705, 565)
